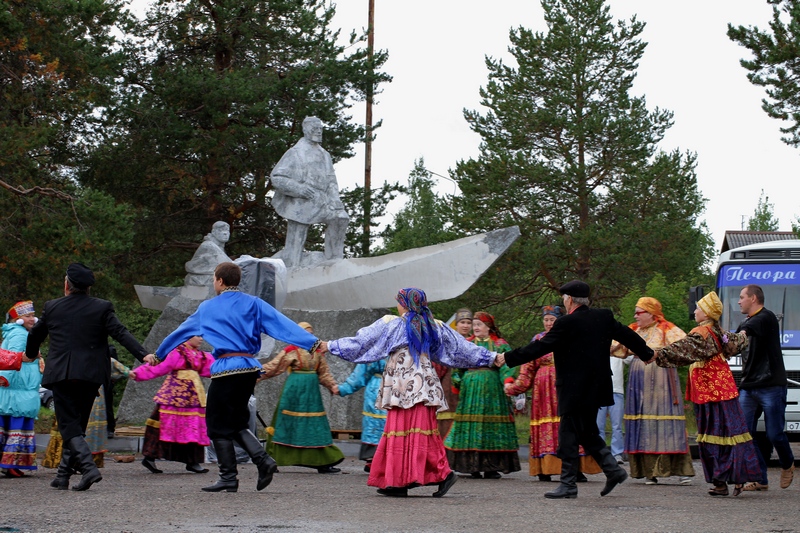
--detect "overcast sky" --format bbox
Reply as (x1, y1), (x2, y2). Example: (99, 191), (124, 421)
(328, 1), (800, 252)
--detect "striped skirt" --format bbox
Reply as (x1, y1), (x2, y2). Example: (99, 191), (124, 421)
(0, 416), (37, 471)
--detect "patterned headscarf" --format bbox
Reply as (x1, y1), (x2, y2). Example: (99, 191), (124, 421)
(473, 311), (502, 339)
(542, 305), (563, 318)
(396, 288), (441, 365)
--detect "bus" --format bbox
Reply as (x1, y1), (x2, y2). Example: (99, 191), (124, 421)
(693, 239), (800, 453)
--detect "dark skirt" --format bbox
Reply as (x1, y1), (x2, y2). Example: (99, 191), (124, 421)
(142, 407), (205, 465)
(694, 399), (761, 484)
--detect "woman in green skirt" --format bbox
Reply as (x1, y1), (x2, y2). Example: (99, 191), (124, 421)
(444, 312), (521, 478)
(259, 322), (344, 473)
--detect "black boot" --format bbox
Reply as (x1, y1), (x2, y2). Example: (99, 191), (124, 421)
(50, 448), (76, 490)
(202, 439), (239, 492)
(595, 449), (628, 496)
(233, 429), (277, 491)
(142, 457), (163, 474)
(546, 459), (578, 499)
(67, 436), (102, 491)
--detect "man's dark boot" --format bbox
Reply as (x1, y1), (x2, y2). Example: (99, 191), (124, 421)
(202, 439), (239, 492)
(50, 448), (76, 490)
(234, 429), (277, 491)
(67, 436), (102, 491)
(545, 459), (578, 499)
(596, 449), (628, 496)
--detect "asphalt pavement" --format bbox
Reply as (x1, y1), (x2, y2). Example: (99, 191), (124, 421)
(1, 446), (799, 533)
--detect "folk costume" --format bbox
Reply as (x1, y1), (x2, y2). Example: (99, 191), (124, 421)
(337, 359), (388, 470)
(26, 263), (149, 491)
(328, 288), (498, 497)
(432, 308), (472, 440)
(656, 292), (761, 496)
(616, 297), (695, 483)
(504, 280), (654, 499)
(155, 282), (319, 492)
(261, 327), (344, 473)
(1, 302), (41, 476)
(444, 312), (520, 478)
(130, 341), (214, 474)
(505, 306), (600, 480)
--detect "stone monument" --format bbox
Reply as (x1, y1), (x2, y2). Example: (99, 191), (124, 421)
(120, 123), (522, 433)
(270, 116), (349, 269)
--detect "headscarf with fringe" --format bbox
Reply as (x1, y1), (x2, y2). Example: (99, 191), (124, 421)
(396, 288), (441, 365)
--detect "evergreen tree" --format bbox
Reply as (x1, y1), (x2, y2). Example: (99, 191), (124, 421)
(451, 0), (713, 329)
(0, 0), (137, 302)
(747, 190), (780, 231)
(378, 159), (459, 254)
(81, 0), (390, 286)
(728, 0), (800, 148)
(340, 182), (405, 258)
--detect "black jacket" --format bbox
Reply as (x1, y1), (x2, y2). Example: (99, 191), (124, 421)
(505, 306), (654, 415)
(25, 293), (147, 388)
(736, 307), (787, 389)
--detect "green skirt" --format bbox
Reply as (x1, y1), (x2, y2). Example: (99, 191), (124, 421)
(266, 371), (344, 467)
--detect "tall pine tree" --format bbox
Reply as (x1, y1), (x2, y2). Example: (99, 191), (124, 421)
(451, 0), (712, 338)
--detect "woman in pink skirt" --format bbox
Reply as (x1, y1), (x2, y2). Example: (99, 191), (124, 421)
(323, 288), (501, 497)
(129, 336), (213, 474)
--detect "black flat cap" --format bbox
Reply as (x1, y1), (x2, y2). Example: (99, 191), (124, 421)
(559, 280), (590, 298)
(67, 262), (95, 289)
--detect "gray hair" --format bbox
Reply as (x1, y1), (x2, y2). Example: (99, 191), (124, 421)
(65, 276), (88, 295)
(571, 296), (590, 306)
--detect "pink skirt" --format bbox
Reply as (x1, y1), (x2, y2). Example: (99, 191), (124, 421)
(158, 405), (209, 445)
(368, 403), (451, 489)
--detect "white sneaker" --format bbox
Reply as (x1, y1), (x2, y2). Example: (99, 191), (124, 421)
(679, 476), (693, 485)
(614, 454), (624, 465)
(645, 477), (658, 485)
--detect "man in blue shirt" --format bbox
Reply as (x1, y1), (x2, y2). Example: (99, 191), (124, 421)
(156, 262), (320, 492)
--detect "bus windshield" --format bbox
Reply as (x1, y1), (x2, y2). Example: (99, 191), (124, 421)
(718, 263), (800, 349)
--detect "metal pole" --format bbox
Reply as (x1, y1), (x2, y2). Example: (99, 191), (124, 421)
(362, 0), (375, 257)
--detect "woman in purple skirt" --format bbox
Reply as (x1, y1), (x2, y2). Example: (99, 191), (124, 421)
(655, 292), (761, 496)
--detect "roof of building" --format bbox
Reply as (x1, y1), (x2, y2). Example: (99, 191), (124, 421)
(720, 230), (798, 253)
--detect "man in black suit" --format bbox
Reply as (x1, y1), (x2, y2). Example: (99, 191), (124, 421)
(502, 280), (655, 499)
(26, 263), (155, 491)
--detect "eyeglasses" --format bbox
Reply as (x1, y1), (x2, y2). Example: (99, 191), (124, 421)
(633, 311), (649, 316)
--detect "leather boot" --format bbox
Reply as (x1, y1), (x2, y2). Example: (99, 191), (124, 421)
(67, 436), (102, 491)
(595, 449), (628, 496)
(233, 429), (277, 491)
(545, 459), (578, 499)
(202, 439), (239, 492)
(50, 448), (76, 490)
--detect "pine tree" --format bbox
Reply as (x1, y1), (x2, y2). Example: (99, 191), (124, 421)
(378, 159), (458, 254)
(450, 0), (713, 331)
(747, 190), (780, 231)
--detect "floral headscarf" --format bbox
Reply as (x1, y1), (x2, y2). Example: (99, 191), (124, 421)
(542, 305), (563, 318)
(396, 288), (441, 365)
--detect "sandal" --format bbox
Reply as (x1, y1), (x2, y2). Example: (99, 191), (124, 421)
(733, 484), (744, 497)
(708, 484), (729, 496)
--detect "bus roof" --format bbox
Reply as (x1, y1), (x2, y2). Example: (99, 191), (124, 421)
(719, 239), (800, 265)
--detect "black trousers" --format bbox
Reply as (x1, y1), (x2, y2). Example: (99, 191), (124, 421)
(557, 407), (608, 462)
(51, 380), (101, 442)
(205, 371), (258, 440)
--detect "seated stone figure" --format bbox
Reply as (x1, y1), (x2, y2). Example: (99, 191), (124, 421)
(270, 116), (349, 268)
(184, 221), (232, 287)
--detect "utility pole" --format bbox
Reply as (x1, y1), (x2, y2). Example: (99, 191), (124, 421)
(362, 0), (375, 257)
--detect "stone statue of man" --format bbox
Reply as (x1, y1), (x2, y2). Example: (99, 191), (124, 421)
(270, 116), (349, 268)
(184, 221), (232, 286)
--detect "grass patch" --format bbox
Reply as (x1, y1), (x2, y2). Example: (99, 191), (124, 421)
(35, 407), (55, 434)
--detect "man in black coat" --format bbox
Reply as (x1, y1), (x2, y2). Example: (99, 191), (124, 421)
(502, 280), (655, 499)
(26, 263), (155, 491)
